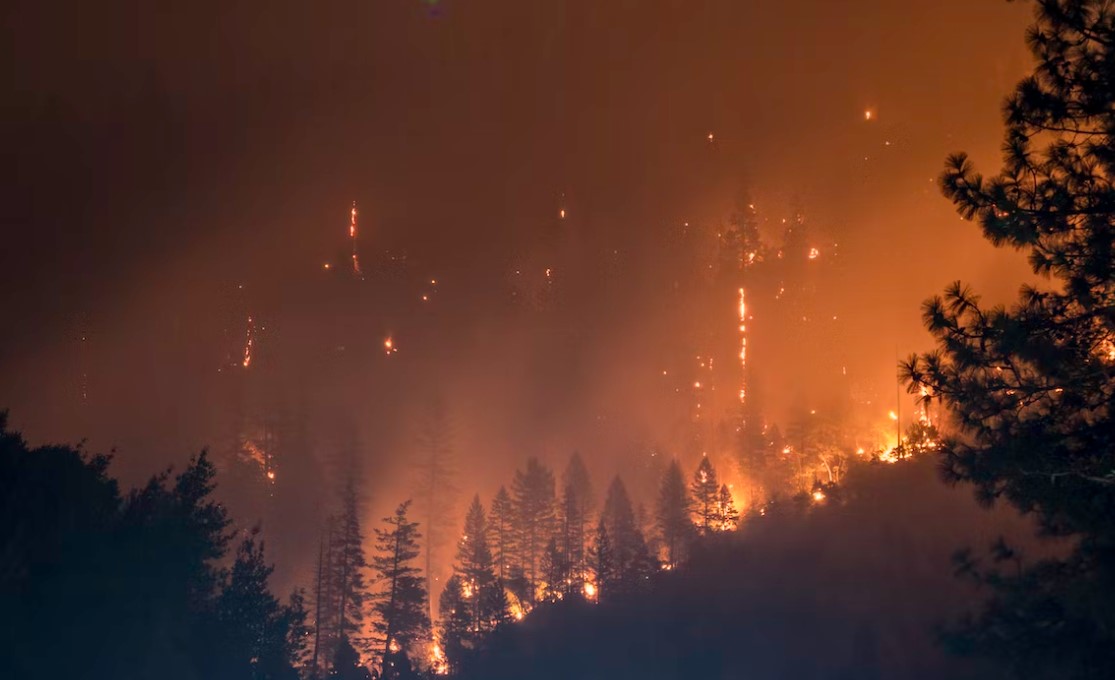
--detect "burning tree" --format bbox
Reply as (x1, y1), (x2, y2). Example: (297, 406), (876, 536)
(690, 456), (721, 534)
(715, 484), (739, 532)
(904, 1), (1115, 674)
(438, 496), (507, 670)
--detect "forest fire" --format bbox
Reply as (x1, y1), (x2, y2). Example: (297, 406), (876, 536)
(7, 1), (1109, 678)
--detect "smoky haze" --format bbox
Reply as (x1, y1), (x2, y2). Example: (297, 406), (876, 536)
(2, 0), (1040, 594)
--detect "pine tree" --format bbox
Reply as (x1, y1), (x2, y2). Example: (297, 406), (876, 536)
(655, 459), (694, 567)
(539, 537), (570, 601)
(599, 476), (655, 594)
(557, 484), (582, 596)
(511, 457), (557, 603)
(489, 486), (515, 584)
(715, 484), (739, 532)
(436, 575), (472, 669)
(902, 2), (1115, 675)
(411, 401), (457, 623)
(690, 457), (720, 534)
(560, 453), (594, 591)
(370, 501), (430, 677)
(454, 495), (505, 634)
(332, 480), (370, 652)
(587, 519), (613, 601)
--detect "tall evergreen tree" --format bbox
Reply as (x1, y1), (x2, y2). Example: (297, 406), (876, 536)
(454, 496), (506, 634)
(587, 519), (613, 601)
(715, 484), (739, 532)
(489, 486), (515, 584)
(204, 528), (308, 680)
(560, 453), (594, 591)
(902, 2), (1115, 676)
(599, 477), (655, 594)
(655, 459), (694, 568)
(539, 536), (570, 601)
(331, 480), (370, 653)
(410, 401), (457, 623)
(511, 458), (557, 603)
(690, 457), (720, 534)
(370, 501), (430, 677)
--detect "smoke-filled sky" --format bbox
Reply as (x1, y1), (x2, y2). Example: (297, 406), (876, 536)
(2, 0), (1043, 586)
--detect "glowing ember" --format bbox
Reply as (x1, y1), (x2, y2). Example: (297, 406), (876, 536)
(808, 247), (820, 260)
(389, 638), (401, 653)
(384, 337), (397, 355)
(583, 581), (597, 600)
(812, 489), (826, 503)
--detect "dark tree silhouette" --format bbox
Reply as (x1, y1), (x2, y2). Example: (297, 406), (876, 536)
(598, 477), (655, 595)
(690, 457), (720, 534)
(370, 501), (430, 677)
(489, 486), (515, 584)
(560, 452), (594, 592)
(655, 459), (694, 568)
(903, 2), (1115, 676)
(511, 457), (557, 604)
(0, 414), (307, 680)
(410, 400), (457, 624)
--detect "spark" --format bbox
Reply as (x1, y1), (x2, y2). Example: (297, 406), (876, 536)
(888, 410), (898, 421)
(384, 337), (397, 355)
(559, 208), (566, 219)
(323, 262), (332, 270)
(808, 247), (820, 260)
(812, 489), (826, 503)
(864, 109), (874, 121)
(707, 132), (715, 142)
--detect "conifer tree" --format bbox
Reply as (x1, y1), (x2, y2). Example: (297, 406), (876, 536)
(656, 459), (694, 567)
(587, 519), (613, 600)
(599, 477), (654, 594)
(690, 457), (720, 534)
(454, 495), (505, 634)
(560, 453), (594, 582)
(331, 480), (369, 652)
(511, 457), (557, 603)
(411, 401), (457, 623)
(902, 1), (1115, 674)
(715, 484), (739, 532)
(370, 501), (430, 676)
(489, 486), (515, 584)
